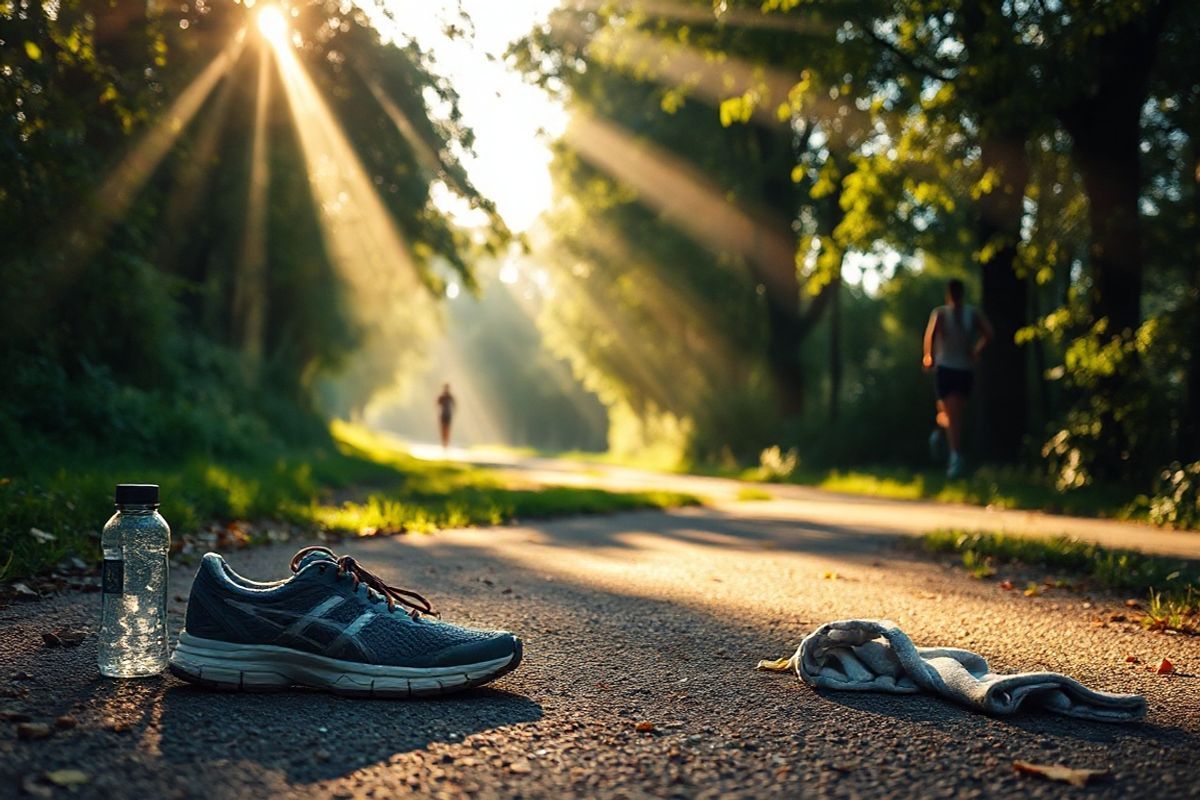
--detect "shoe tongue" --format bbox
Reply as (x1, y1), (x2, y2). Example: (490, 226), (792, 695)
(293, 548), (338, 573)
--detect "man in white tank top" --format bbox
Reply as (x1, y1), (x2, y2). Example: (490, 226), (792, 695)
(922, 279), (994, 477)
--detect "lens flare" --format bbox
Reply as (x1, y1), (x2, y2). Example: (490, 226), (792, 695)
(256, 5), (289, 44)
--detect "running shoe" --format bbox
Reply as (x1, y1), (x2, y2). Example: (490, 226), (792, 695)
(168, 546), (522, 697)
(928, 428), (947, 463)
(947, 451), (965, 479)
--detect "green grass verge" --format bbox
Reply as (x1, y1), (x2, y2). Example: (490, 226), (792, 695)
(920, 529), (1200, 633)
(550, 446), (1151, 523)
(740, 464), (1147, 522)
(0, 422), (698, 582)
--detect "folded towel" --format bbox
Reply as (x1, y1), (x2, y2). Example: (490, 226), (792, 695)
(758, 619), (1146, 722)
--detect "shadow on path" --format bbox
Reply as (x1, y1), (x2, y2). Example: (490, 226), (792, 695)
(155, 684), (542, 783)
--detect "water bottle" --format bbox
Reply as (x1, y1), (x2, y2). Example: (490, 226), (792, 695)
(98, 484), (171, 678)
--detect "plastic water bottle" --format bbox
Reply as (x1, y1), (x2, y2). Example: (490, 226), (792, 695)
(98, 484), (171, 678)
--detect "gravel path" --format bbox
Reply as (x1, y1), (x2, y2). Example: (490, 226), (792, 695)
(2, 500), (1198, 799)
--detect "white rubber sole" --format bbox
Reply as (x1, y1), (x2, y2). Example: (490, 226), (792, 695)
(168, 632), (521, 697)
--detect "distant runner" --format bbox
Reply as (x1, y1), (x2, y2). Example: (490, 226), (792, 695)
(923, 279), (992, 478)
(436, 383), (456, 450)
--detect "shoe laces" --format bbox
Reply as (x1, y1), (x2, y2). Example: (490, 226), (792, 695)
(290, 546), (437, 620)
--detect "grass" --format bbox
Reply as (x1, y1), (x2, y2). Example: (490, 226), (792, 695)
(0, 422), (698, 582)
(738, 464), (1148, 522)
(920, 529), (1200, 634)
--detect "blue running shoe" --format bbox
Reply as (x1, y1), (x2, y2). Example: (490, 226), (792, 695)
(169, 546), (522, 697)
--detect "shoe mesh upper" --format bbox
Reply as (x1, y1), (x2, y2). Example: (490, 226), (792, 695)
(183, 551), (509, 667)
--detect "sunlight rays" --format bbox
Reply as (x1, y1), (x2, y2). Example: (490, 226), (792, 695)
(232, 40), (273, 368)
(554, 12), (800, 126)
(564, 112), (797, 298)
(362, 74), (445, 181)
(566, 0), (832, 34)
(263, 13), (428, 333)
(59, 38), (244, 272)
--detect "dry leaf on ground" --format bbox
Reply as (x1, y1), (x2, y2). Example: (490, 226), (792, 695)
(1156, 658), (1175, 675)
(1013, 760), (1108, 788)
(634, 721), (656, 733)
(16, 722), (53, 740)
(42, 627), (87, 648)
(45, 769), (90, 787)
(29, 527), (56, 543)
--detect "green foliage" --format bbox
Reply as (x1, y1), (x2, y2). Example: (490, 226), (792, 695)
(920, 529), (1200, 594)
(1149, 462), (1200, 529)
(511, 0), (1199, 516)
(0, 0), (507, 467)
(0, 424), (698, 581)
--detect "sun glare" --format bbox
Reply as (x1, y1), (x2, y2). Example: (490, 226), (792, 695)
(256, 5), (288, 44)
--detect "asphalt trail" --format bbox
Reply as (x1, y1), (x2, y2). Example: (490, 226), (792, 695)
(2, 501), (1197, 798)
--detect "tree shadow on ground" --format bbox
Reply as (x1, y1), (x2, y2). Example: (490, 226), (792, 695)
(515, 507), (904, 559)
(812, 683), (1191, 746)
(156, 683), (542, 782)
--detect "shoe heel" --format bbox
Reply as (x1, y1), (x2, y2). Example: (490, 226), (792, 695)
(169, 632), (294, 692)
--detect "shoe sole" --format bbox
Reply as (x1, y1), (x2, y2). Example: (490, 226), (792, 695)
(168, 632), (522, 698)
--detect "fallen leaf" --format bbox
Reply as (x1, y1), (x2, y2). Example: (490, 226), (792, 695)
(1124, 655), (1140, 664)
(29, 528), (56, 543)
(1156, 658), (1175, 675)
(45, 769), (89, 788)
(634, 721), (656, 733)
(1013, 760), (1108, 788)
(21, 776), (52, 800)
(999, 580), (1014, 591)
(1023, 583), (1042, 597)
(821, 571), (840, 580)
(42, 627), (86, 648)
(11, 583), (39, 598)
(16, 722), (53, 740)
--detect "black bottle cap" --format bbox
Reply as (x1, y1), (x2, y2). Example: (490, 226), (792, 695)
(115, 484), (159, 506)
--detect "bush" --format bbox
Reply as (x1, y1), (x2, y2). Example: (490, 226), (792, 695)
(1149, 461), (1200, 529)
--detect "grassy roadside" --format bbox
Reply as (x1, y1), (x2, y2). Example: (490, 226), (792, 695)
(547, 446), (1152, 523)
(0, 423), (698, 582)
(745, 465), (1146, 521)
(918, 529), (1200, 634)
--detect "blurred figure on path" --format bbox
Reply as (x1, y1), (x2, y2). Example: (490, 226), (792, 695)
(923, 279), (993, 478)
(437, 383), (457, 450)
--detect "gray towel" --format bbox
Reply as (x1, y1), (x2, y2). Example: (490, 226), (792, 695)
(758, 619), (1146, 722)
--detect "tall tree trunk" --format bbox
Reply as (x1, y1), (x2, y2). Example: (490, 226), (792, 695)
(1064, 116), (1144, 334)
(1058, 1), (1174, 335)
(975, 133), (1031, 462)
(956, 3), (1033, 462)
(828, 271), (842, 422)
(763, 292), (806, 416)
(1187, 138), (1200, 459)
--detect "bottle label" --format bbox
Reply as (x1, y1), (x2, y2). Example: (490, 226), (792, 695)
(101, 560), (124, 595)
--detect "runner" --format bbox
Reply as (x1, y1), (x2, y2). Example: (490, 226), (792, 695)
(922, 279), (993, 478)
(436, 383), (456, 450)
